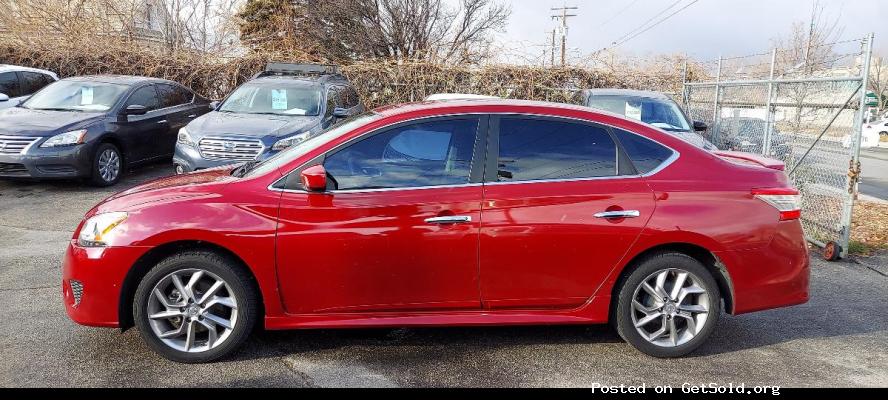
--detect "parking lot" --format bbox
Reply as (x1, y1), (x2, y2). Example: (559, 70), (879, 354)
(0, 164), (886, 388)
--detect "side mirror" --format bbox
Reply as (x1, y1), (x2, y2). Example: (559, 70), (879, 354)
(693, 121), (708, 132)
(122, 104), (148, 115)
(300, 165), (328, 192)
(0, 93), (8, 102)
(333, 107), (349, 118)
(209, 101), (220, 111)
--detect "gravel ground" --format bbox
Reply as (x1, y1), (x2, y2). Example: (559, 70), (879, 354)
(0, 164), (886, 388)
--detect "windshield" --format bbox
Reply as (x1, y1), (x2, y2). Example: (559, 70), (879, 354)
(219, 82), (322, 116)
(22, 80), (128, 112)
(586, 95), (691, 131)
(586, 94), (717, 150)
(244, 112), (382, 178)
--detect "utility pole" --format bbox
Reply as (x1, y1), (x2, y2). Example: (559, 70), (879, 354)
(550, 29), (556, 67)
(551, 4), (578, 67)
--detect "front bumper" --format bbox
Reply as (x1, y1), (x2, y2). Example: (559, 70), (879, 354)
(0, 144), (91, 179)
(62, 241), (151, 328)
(173, 143), (278, 173)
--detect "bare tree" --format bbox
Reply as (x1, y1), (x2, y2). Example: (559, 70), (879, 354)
(869, 56), (888, 115)
(237, 0), (510, 64)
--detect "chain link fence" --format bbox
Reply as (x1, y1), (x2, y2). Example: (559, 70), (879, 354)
(683, 35), (874, 258)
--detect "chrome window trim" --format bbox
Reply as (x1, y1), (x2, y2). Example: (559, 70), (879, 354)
(267, 111), (681, 194)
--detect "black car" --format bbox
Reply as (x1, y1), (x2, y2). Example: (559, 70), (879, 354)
(720, 117), (790, 159)
(0, 75), (211, 185)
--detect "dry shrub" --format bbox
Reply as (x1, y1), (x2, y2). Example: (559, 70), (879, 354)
(0, 38), (688, 108)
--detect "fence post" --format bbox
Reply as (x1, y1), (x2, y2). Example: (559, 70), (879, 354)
(762, 49), (778, 156)
(681, 59), (689, 110)
(840, 33), (874, 258)
(712, 56), (723, 146)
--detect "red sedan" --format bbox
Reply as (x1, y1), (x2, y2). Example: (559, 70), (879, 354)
(62, 99), (809, 363)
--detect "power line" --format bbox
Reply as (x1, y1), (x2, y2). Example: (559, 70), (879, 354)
(595, 0), (700, 54)
(609, 0), (684, 46)
(597, 0), (641, 29)
(551, 4), (579, 67)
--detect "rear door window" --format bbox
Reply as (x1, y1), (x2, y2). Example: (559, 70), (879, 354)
(495, 117), (618, 182)
(156, 84), (193, 108)
(613, 129), (674, 175)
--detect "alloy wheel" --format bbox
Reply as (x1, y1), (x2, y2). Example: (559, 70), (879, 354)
(630, 268), (711, 347)
(97, 148), (120, 183)
(146, 269), (239, 353)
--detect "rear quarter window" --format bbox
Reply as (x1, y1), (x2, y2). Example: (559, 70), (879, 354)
(614, 129), (674, 175)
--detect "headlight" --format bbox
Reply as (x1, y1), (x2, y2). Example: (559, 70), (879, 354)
(77, 212), (128, 247)
(272, 132), (310, 151)
(177, 127), (195, 147)
(40, 129), (87, 148)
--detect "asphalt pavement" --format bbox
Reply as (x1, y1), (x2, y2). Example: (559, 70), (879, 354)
(0, 164), (886, 388)
(859, 147), (888, 200)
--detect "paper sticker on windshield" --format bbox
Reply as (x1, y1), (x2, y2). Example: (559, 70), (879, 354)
(81, 87), (94, 105)
(271, 89), (287, 110)
(625, 102), (641, 120)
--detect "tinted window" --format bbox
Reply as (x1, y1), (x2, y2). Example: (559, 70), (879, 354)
(156, 84), (193, 108)
(496, 118), (617, 182)
(613, 129), (674, 174)
(324, 118), (479, 190)
(0, 72), (21, 97)
(18, 72), (54, 95)
(125, 85), (160, 111)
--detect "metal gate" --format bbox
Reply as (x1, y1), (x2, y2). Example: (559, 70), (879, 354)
(683, 34), (874, 258)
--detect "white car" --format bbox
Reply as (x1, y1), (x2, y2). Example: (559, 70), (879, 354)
(842, 121), (884, 149)
(0, 65), (59, 110)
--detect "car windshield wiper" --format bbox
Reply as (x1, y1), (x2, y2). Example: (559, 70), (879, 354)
(231, 161), (261, 178)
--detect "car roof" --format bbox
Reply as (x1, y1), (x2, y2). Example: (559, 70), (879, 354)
(62, 75), (179, 86)
(373, 98), (603, 118)
(249, 74), (348, 87)
(0, 64), (58, 78)
(583, 88), (673, 101)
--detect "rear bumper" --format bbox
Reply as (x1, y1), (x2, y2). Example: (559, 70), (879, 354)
(0, 145), (91, 179)
(717, 220), (810, 315)
(62, 241), (150, 328)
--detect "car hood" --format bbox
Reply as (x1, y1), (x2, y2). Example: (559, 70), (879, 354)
(0, 107), (105, 136)
(95, 167), (238, 213)
(187, 111), (319, 139)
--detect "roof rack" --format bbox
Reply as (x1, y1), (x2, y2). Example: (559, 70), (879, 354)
(253, 62), (340, 79)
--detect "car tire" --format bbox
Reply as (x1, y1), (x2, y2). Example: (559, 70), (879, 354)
(614, 252), (721, 358)
(89, 143), (123, 186)
(133, 251), (258, 363)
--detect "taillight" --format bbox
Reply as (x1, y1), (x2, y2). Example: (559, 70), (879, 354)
(752, 188), (801, 221)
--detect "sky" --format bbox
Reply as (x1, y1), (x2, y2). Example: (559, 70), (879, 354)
(496, 0), (888, 63)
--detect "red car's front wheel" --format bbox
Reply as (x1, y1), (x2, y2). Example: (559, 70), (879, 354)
(133, 251), (258, 363)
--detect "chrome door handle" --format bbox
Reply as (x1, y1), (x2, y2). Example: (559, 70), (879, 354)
(594, 210), (640, 219)
(187, 114), (197, 118)
(157, 120), (168, 124)
(425, 216), (472, 224)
